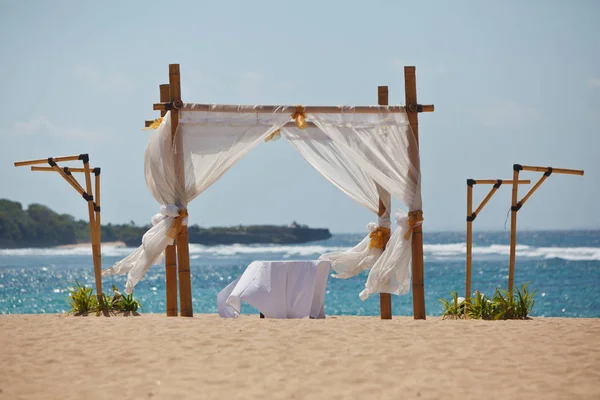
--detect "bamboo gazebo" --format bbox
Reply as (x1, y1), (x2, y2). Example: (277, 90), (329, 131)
(104, 64), (434, 320)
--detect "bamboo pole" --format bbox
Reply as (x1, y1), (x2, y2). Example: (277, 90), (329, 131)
(521, 166), (584, 175)
(508, 167), (520, 293)
(377, 85), (393, 320)
(31, 166), (93, 173)
(466, 182), (473, 300)
(404, 66), (426, 320)
(93, 167), (102, 296)
(169, 64), (193, 317)
(14, 155), (83, 167)
(80, 155), (103, 301)
(160, 83), (179, 317)
(153, 103), (435, 114)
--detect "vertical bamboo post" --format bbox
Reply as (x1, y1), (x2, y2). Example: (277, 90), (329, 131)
(404, 66), (426, 320)
(466, 181), (473, 300)
(169, 64), (193, 317)
(93, 167), (102, 295)
(81, 155), (103, 301)
(161, 83), (178, 317)
(377, 85), (393, 320)
(508, 166), (520, 293)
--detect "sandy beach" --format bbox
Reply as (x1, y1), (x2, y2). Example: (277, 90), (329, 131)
(0, 315), (598, 399)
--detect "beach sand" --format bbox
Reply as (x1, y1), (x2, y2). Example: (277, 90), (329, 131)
(0, 314), (598, 400)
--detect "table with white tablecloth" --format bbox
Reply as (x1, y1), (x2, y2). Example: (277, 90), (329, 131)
(217, 260), (331, 319)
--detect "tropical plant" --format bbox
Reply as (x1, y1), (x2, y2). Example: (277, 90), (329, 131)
(68, 281), (98, 316)
(440, 282), (537, 320)
(440, 291), (467, 319)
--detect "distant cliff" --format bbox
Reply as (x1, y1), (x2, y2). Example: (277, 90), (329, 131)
(0, 199), (331, 248)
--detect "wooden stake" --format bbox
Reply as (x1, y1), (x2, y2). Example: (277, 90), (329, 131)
(377, 85), (393, 320)
(160, 83), (178, 317)
(169, 64), (193, 317)
(404, 66), (426, 320)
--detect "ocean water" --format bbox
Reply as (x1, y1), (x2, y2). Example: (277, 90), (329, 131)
(0, 230), (599, 317)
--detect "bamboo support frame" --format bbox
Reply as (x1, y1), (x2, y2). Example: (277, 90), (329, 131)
(508, 165), (584, 292)
(144, 64), (434, 319)
(15, 155), (103, 302)
(377, 86), (393, 320)
(465, 179), (530, 300)
(161, 83), (179, 317)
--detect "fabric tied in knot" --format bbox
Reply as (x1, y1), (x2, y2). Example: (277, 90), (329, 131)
(166, 208), (189, 239)
(368, 226), (391, 249)
(292, 105), (308, 130)
(403, 210), (423, 240)
(142, 117), (163, 131)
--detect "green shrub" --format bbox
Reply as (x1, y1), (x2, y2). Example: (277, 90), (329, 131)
(68, 282), (98, 316)
(440, 282), (537, 320)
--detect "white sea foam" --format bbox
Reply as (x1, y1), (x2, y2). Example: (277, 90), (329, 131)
(1, 243), (599, 261)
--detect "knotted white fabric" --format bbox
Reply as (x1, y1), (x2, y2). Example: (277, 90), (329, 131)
(103, 110), (292, 292)
(283, 126), (388, 278)
(305, 109), (421, 300)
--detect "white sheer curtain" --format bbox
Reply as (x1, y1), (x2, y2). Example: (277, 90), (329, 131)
(306, 108), (421, 300)
(283, 127), (389, 279)
(103, 109), (292, 292)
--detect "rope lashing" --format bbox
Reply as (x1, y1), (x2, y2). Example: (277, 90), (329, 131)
(166, 209), (188, 239)
(292, 105), (308, 130)
(368, 226), (391, 249)
(403, 210), (424, 240)
(143, 117), (163, 130)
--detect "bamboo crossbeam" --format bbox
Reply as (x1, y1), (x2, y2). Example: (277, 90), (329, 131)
(470, 179), (531, 185)
(153, 103), (434, 114)
(521, 166), (584, 176)
(31, 166), (96, 173)
(519, 175), (549, 207)
(14, 155), (83, 167)
(473, 180), (531, 215)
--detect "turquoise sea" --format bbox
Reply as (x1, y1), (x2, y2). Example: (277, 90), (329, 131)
(1, 230), (599, 317)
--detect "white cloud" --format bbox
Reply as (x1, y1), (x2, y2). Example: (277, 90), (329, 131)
(588, 77), (600, 89)
(13, 116), (102, 140)
(74, 64), (134, 94)
(477, 100), (541, 127)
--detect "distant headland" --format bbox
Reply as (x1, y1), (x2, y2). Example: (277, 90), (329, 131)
(0, 199), (331, 248)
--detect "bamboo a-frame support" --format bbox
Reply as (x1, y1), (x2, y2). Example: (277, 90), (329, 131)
(147, 64), (433, 319)
(508, 164), (584, 292)
(14, 155), (103, 301)
(465, 178), (531, 300)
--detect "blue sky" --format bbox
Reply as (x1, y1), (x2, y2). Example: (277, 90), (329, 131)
(1, 0), (598, 233)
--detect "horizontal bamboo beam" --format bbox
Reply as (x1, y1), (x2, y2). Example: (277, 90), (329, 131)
(31, 166), (97, 173)
(520, 166), (584, 176)
(470, 179), (531, 185)
(14, 155), (84, 167)
(153, 103), (434, 114)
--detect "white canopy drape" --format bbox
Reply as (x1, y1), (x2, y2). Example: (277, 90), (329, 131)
(104, 105), (421, 301)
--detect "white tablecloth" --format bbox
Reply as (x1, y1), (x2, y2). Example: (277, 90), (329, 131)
(217, 260), (331, 319)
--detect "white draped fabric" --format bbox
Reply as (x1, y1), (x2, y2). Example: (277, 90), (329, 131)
(305, 110), (421, 299)
(104, 105), (421, 302)
(283, 127), (389, 279)
(103, 109), (292, 292)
